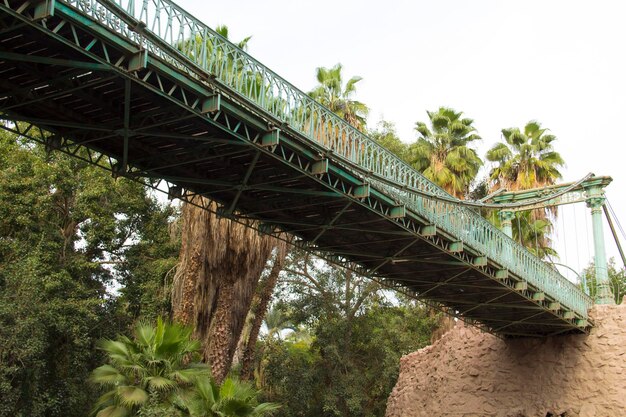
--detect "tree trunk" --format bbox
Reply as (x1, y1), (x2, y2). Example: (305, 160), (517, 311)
(171, 196), (276, 382)
(172, 200), (212, 327)
(239, 239), (289, 380)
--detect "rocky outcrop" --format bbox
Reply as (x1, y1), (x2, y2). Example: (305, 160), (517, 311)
(385, 303), (626, 417)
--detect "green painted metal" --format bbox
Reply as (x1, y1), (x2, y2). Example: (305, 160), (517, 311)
(498, 210), (515, 238)
(56, 0), (592, 318)
(492, 176), (615, 306)
(490, 176), (612, 211)
(448, 241), (463, 253)
(0, 0), (596, 330)
(585, 186), (615, 304)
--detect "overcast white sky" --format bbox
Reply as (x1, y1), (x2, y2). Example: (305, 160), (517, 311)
(176, 0), (626, 278)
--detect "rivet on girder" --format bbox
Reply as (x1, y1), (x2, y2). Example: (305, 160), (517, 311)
(111, 162), (127, 179)
(44, 135), (62, 153)
(202, 94), (221, 114)
(449, 241), (463, 253)
(420, 224), (436, 237)
(495, 269), (508, 280)
(258, 223), (276, 235)
(389, 205), (406, 219)
(215, 206), (236, 220)
(33, 0), (55, 21)
(129, 49), (148, 72)
(261, 129), (280, 147)
(548, 302), (561, 311)
(310, 159), (329, 175)
(532, 292), (545, 301)
(351, 184), (370, 199)
(167, 185), (183, 201)
(473, 256), (487, 267)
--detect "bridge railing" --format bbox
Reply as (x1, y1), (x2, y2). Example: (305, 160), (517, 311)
(61, 0), (592, 317)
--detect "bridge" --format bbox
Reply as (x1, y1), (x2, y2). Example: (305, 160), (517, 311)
(0, 0), (608, 336)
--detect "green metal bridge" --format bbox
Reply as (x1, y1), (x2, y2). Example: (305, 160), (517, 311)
(0, 0), (600, 336)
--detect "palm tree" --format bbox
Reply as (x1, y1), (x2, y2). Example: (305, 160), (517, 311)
(239, 240), (290, 381)
(90, 318), (209, 417)
(263, 306), (295, 341)
(308, 63), (369, 131)
(486, 121), (565, 259)
(172, 199), (276, 384)
(486, 120), (564, 191)
(183, 377), (279, 417)
(172, 26), (283, 385)
(511, 210), (558, 259)
(409, 107), (483, 198)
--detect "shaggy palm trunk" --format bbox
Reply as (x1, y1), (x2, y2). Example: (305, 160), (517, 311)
(239, 239), (289, 381)
(172, 196), (275, 383)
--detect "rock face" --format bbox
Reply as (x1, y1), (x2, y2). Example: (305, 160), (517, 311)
(385, 303), (626, 417)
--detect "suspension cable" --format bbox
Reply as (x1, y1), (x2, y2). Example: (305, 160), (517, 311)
(572, 204), (581, 273)
(345, 154), (595, 209)
(603, 204), (626, 269)
(607, 199), (626, 241)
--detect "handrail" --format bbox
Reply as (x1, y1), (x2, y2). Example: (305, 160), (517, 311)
(60, 0), (592, 317)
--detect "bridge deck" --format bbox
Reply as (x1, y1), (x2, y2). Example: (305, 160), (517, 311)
(0, 0), (592, 336)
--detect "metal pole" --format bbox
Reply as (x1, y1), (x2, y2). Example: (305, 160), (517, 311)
(499, 210), (515, 238)
(585, 187), (614, 304)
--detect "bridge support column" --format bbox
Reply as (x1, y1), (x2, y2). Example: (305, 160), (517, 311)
(585, 186), (614, 305)
(498, 210), (515, 239)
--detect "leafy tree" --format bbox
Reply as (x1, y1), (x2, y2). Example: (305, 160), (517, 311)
(252, 251), (437, 417)
(409, 107), (483, 198)
(0, 130), (173, 417)
(259, 300), (436, 417)
(369, 120), (409, 161)
(581, 258), (625, 304)
(309, 63), (369, 131)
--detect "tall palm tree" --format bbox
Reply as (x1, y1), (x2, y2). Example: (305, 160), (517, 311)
(486, 120), (565, 259)
(172, 199), (276, 384)
(239, 240), (290, 381)
(172, 26), (283, 385)
(90, 318), (209, 417)
(409, 107), (483, 198)
(486, 120), (564, 191)
(308, 63), (369, 131)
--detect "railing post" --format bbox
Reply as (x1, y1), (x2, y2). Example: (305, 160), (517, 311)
(498, 210), (515, 238)
(584, 186), (614, 305)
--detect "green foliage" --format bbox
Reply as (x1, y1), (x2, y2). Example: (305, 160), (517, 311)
(259, 302), (436, 417)
(485, 120), (565, 258)
(486, 120), (564, 191)
(259, 252), (436, 417)
(309, 63), (369, 130)
(581, 258), (626, 304)
(91, 319), (278, 417)
(184, 377), (280, 417)
(0, 131), (177, 417)
(91, 318), (209, 417)
(409, 107), (483, 198)
(369, 120), (409, 161)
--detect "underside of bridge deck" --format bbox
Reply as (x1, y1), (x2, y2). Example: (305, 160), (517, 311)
(0, 0), (591, 336)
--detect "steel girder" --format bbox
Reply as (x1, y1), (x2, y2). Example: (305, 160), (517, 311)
(0, 0), (592, 336)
